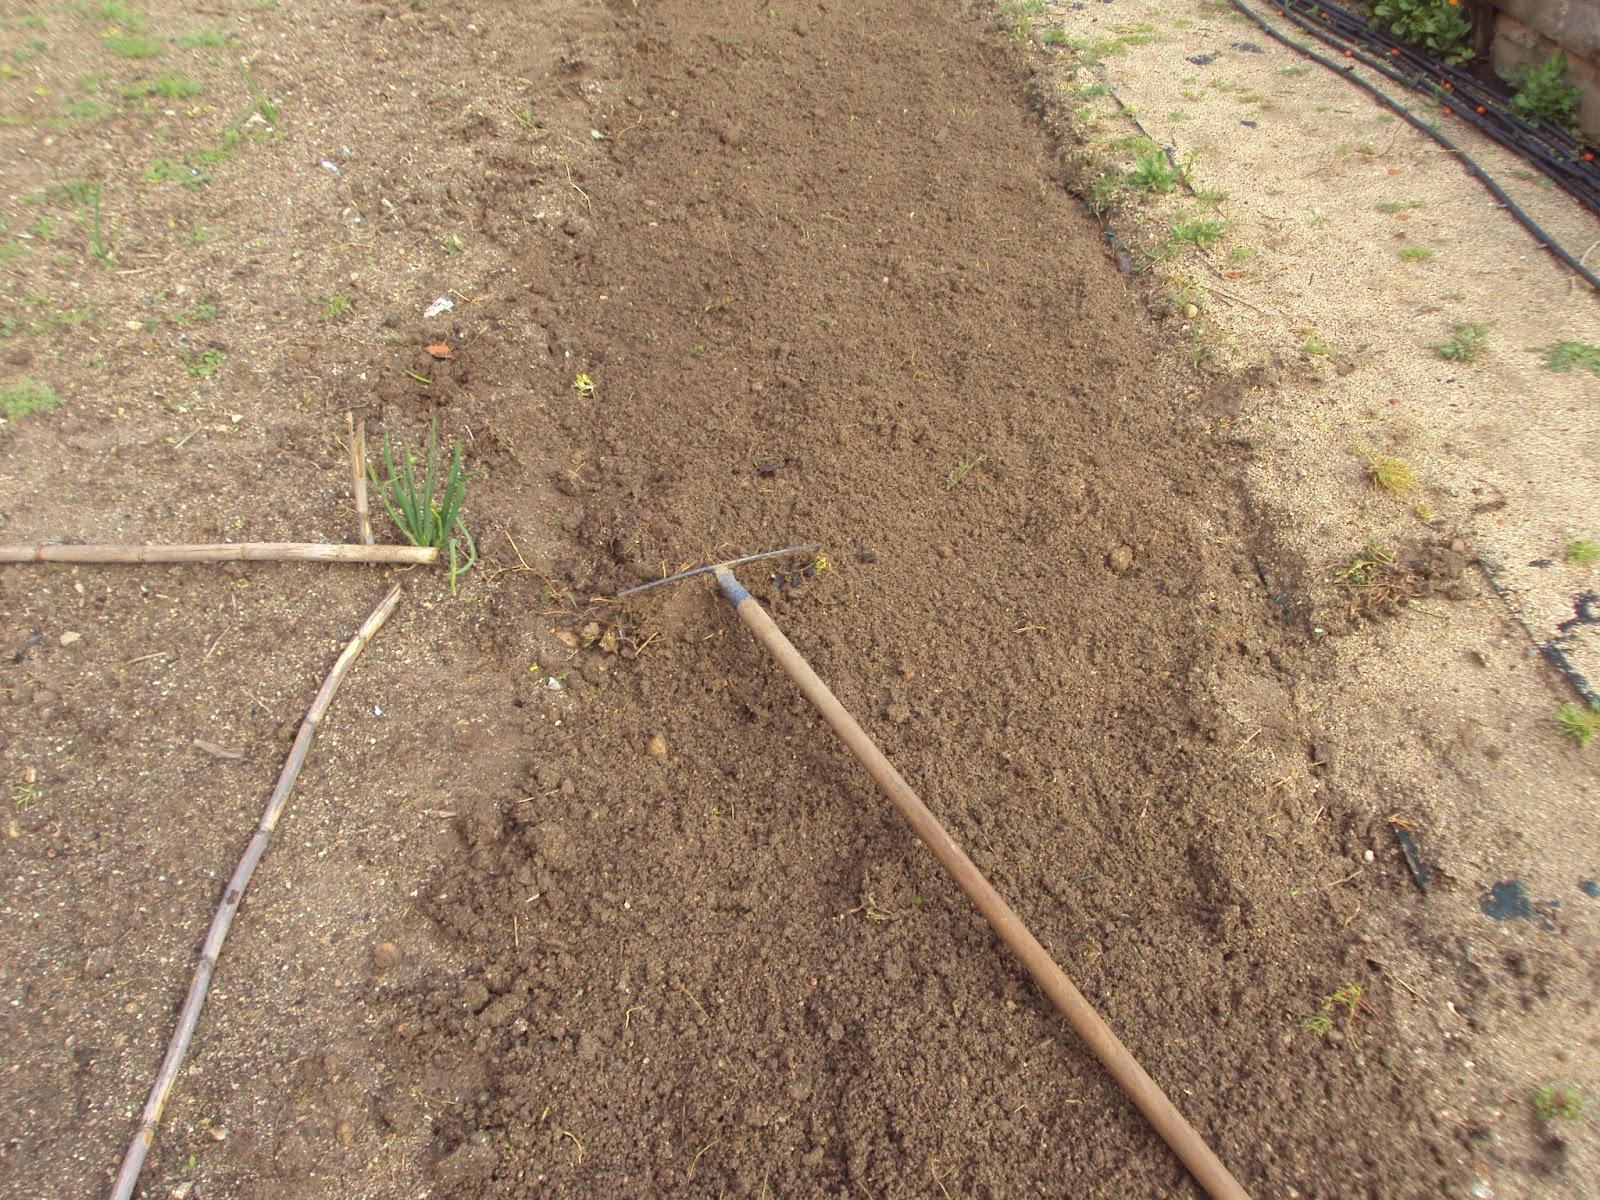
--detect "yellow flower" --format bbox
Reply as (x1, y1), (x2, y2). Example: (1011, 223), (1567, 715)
(572, 373), (595, 398)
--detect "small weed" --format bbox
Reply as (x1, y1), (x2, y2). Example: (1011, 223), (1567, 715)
(1302, 335), (1331, 357)
(369, 420), (477, 593)
(1128, 149), (1179, 194)
(1431, 322), (1489, 362)
(1365, 453), (1416, 495)
(104, 33), (162, 58)
(1307, 210), (1330, 229)
(946, 453), (988, 490)
(1564, 538), (1599, 566)
(1534, 341), (1600, 374)
(184, 348), (223, 379)
(1503, 53), (1580, 134)
(1398, 245), (1434, 263)
(1300, 1015), (1333, 1038)
(1279, 65), (1310, 77)
(177, 27), (231, 49)
(1337, 542), (1397, 587)
(63, 96), (113, 120)
(1532, 1086), (1583, 1121)
(184, 221), (212, 245)
(0, 378), (62, 431)
(1040, 27), (1068, 46)
(1556, 704), (1600, 748)
(320, 294), (350, 322)
(572, 372), (595, 398)
(1372, 0), (1471, 65)
(122, 72), (202, 100)
(1193, 187), (1228, 207)
(1325, 984), (1363, 1013)
(145, 158), (208, 188)
(1228, 246), (1254, 263)
(1170, 217), (1227, 249)
(441, 232), (462, 254)
(1088, 170), (1125, 215)
(239, 63), (277, 124)
(1169, 109), (1190, 122)
(1072, 82), (1108, 99)
(170, 300), (217, 325)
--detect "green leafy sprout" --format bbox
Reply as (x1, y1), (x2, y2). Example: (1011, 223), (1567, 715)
(1556, 703), (1600, 749)
(370, 420), (478, 593)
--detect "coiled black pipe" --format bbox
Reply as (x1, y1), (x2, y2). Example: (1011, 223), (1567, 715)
(1227, 0), (1600, 292)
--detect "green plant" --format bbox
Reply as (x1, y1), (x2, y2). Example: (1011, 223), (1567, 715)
(320, 294), (350, 321)
(1565, 538), (1600, 566)
(1399, 245), (1434, 263)
(145, 158), (208, 188)
(177, 27), (231, 48)
(1300, 1014), (1333, 1038)
(1431, 322), (1489, 362)
(171, 300), (217, 325)
(121, 72), (202, 100)
(1371, 0), (1472, 65)
(1170, 217), (1227, 249)
(1534, 341), (1600, 374)
(1532, 1086), (1583, 1121)
(1128, 149), (1179, 194)
(1503, 54), (1581, 134)
(104, 32), (162, 58)
(1365, 453), (1416, 495)
(946, 452), (987, 489)
(1556, 704), (1600, 748)
(1336, 541), (1397, 587)
(1375, 200), (1421, 214)
(185, 348), (223, 378)
(1302, 335), (1331, 357)
(0, 378), (62, 430)
(370, 421), (477, 592)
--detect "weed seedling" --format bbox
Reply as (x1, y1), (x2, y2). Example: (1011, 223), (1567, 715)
(1398, 245), (1434, 263)
(0, 378), (62, 431)
(1365, 454), (1416, 495)
(320, 294), (350, 322)
(1300, 1014), (1333, 1038)
(1556, 704), (1600, 748)
(1127, 149), (1179, 194)
(1564, 538), (1599, 566)
(946, 453), (987, 489)
(1534, 341), (1600, 375)
(1431, 322), (1489, 362)
(104, 33), (162, 58)
(177, 27), (231, 49)
(369, 420), (477, 593)
(1532, 1086), (1583, 1122)
(184, 348), (223, 378)
(1170, 217), (1226, 249)
(572, 372), (595, 398)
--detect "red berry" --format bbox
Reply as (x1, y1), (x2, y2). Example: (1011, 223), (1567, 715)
(1475, 105), (1485, 115)
(1345, 49), (1353, 57)
(1587, 152), (1596, 162)
(1390, 48), (1400, 56)
(1442, 106), (1452, 116)
(1443, 82), (1453, 91)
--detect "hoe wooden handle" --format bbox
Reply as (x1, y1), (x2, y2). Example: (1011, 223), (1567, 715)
(714, 567), (1251, 1200)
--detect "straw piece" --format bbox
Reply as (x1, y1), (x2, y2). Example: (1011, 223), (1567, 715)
(107, 583), (402, 1200)
(0, 542), (435, 565)
(349, 411), (375, 546)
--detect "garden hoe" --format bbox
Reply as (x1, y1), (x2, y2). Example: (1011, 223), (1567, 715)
(618, 547), (1252, 1200)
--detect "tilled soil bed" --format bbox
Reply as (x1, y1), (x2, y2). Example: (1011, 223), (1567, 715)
(1, 0), (1489, 1198)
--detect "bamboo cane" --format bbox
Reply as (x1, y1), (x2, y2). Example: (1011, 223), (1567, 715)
(711, 566), (1253, 1200)
(107, 583), (403, 1200)
(0, 542), (434, 565)
(348, 410), (375, 546)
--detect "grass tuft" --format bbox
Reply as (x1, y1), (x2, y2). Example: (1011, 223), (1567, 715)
(1534, 341), (1600, 374)
(1364, 453), (1415, 495)
(1564, 538), (1599, 566)
(1127, 149), (1179, 194)
(1398, 245), (1434, 263)
(1430, 322), (1489, 363)
(0, 377), (62, 432)
(370, 420), (477, 592)
(1556, 704), (1600, 749)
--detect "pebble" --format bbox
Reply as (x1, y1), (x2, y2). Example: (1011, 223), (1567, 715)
(371, 942), (402, 971)
(647, 735), (668, 760)
(1108, 545), (1134, 574)
(58, 631), (82, 646)
(1184, 303), (1199, 319)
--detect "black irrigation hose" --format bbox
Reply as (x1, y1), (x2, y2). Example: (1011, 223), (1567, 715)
(1276, 0), (1600, 217)
(1227, 0), (1600, 292)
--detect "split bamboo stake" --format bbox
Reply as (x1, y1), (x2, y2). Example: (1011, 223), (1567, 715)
(0, 542), (434, 565)
(108, 583), (403, 1200)
(348, 410), (375, 546)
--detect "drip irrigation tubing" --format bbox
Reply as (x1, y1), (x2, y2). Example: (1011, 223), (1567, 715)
(1274, 0), (1599, 216)
(1227, 0), (1600, 292)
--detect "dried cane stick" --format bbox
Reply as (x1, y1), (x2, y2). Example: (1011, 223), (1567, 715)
(348, 410), (375, 546)
(108, 583), (403, 1200)
(0, 542), (434, 565)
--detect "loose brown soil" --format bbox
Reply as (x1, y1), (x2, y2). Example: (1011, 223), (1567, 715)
(0, 1), (1560, 1198)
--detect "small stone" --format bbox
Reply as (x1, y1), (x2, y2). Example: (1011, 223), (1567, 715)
(1108, 545), (1135, 574)
(552, 630), (580, 649)
(82, 951), (115, 980)
(580, 621), (601, 642)
(208, 1127), (229, 1142)
(647, 735), (668, 760)
(755, 459), (779, 477)
(1184, 303), (1199, 319)
(170, 1183), (194, 1200)
(58, 631), (82, 646)
(336, 1120), (353, 1147)
(371, 942), (402, 971)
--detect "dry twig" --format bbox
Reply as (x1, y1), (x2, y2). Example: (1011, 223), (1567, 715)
(108, 584), (402, 1200)
(349, 410), (375, 545)
(1, 542), (434, 565)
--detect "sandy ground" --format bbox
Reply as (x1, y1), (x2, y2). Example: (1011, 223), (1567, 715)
(1031, 0), (1600, 1194)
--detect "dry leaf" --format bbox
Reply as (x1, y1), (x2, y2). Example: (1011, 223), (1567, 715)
(426, 343), (454, 359)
